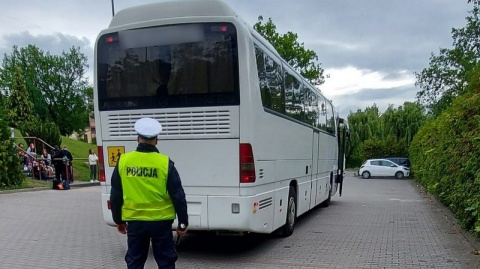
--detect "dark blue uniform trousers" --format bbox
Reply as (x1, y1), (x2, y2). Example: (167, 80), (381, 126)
(125, 220), (177, 269)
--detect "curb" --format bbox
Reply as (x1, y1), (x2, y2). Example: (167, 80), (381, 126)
(0, 181), (100, 195)
(410, 179), (480, 253)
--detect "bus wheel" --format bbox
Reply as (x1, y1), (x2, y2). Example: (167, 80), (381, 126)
(282, 186), (296, 237)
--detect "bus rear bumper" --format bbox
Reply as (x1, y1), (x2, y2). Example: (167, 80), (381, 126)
(182, 194), (277, 234)
(102, 193), (279, 233)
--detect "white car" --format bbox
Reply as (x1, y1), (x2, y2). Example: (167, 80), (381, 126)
(358, 159), (410, 179)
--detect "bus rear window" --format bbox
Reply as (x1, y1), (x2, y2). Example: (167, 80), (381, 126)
(96, 23), (239, 111)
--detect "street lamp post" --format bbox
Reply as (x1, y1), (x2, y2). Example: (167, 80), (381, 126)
(111, 0), (115, 17)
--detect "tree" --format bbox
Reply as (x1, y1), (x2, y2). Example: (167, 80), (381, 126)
(86, 85), (94, 118)
(0, 45), (90, 135)
(360, 136), (407, 161)
(0, 45), (49, 121)
(5, 67), (35, 128)
(382, 102), (427, 145)
(0, 106), (25, 188)
(415, 1), (480, 116)
(254, 16), (325, 85)
(21, 118), (62, 152)
(347, 104), (382, 167)
(346, 102), (426, 167)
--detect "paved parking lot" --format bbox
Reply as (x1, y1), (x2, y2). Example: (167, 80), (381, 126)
(1, 174), (480, 269)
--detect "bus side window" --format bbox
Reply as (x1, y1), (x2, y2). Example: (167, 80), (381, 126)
(284, 70), (303, 121)
(302, 88), (318, 127)
(325, 101), (335, 134)
(317, 95), (328, 131)
(255, 45), (285, 114)
(264, 54), (285, 114)
(255, 45), (270, 108)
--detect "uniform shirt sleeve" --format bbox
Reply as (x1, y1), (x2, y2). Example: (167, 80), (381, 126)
(167, 160), (188, 227)
(110, 163), (125, 225)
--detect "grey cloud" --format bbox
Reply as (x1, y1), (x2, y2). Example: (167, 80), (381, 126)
(333, 85), (418, 117)
(0, 0), (471, 110)
(352, 86), (415, 102)
(381, 71), (415, 81)
(1, 31), (91, 55)
(225, 0), (470, 73)
(0, 32), (94, 80)
(221, 0), (469, 117)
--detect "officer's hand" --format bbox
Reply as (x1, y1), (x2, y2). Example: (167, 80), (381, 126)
(116, 224), (127, 234)
(176, 227), (187, 237)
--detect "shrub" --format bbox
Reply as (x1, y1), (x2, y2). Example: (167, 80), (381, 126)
(0, 107), (24, 188)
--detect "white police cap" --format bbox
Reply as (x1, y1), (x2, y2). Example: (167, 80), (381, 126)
(134, 118), (162, 139)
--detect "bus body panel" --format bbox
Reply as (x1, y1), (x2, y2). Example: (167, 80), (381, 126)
(157, 138), (240, 189)
(173, 195), (209, 229)
(273, 186), (290, 230)
(207, 192), (275, 233)
(101, 193), (113, 225)
(297, 177), (313, 216)
(98, 106), (240, 185)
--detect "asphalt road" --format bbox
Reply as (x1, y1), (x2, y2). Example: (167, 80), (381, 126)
(1, 173), (479, 269)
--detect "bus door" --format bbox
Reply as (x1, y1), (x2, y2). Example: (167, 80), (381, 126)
(336, 118), (349, 196)
(310, 131), (319, 208)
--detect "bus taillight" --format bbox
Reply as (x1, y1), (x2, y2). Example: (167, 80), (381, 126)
(98, 146), (106, 182)
(240, 143), (256, 183)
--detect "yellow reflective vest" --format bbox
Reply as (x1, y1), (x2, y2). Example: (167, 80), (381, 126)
(119, 151), (176, 221)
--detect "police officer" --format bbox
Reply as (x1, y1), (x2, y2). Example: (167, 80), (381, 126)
(110, 117), (188, 269)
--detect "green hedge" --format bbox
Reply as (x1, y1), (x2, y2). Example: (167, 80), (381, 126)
(409, 91), (480, 235)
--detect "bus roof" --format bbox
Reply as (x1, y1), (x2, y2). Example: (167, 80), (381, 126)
(109, 0), (237, 28)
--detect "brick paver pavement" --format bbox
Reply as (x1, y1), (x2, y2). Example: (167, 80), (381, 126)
(1, 174), (479, 268)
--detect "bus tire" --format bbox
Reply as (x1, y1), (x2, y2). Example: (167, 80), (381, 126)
(281, 186), (297, 237)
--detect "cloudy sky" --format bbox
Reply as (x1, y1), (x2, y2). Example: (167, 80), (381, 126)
(0, 0), (472, 116)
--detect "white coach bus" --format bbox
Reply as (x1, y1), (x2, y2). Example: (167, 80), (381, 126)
(94, 0), (349, 236)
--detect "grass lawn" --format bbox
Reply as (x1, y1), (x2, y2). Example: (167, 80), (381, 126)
(61, 136), (97, 181)
(24, 178), (51, 188)
(13, 130), (95, 182)
(1, 178), (51, 191)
